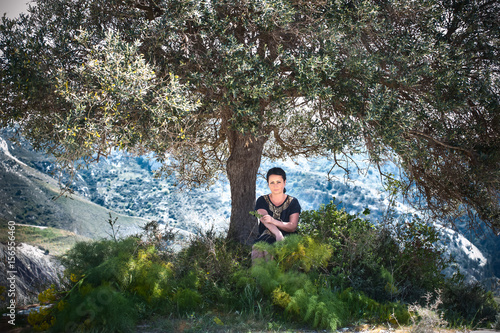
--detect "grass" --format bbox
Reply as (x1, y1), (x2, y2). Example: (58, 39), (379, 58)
(137, 312), (332, 332)
(0, 220), (89, 256)
(137, 313), (436, 333)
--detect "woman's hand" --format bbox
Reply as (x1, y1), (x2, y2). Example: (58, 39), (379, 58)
(260, 214), (275, 225)
(261, 213), (299, 233)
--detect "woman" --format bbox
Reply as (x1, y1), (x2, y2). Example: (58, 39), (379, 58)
(251, 167), (301, 262)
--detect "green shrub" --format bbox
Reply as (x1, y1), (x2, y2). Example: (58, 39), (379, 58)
(251, 234), (410, 330)
(57, 285), (138, 332)
(380, 217), (451, 301)
(50, 284), (137, 333)
(47, 236), (177, 330)
(337, 287), (409, 324)
(174, 228), (250, 284)
(30, 203), (495, 332)
(63, 239), (175, 305)
(440, 280), (499, 327)
(125, 247), (175, 305)
(61, 237), (138, 277)
(251, 236), (344, 330)
(299, 201), (373, 248)
(494, 313), (500, 330)
(230, 270), (268, 316)
(299, 201), (452, 303)
(253, 234), (332, 273)
(299, 201), (390, 299)
(171, 228), (254, 313)
(286, 288), (344, 330)
(173, 288), (202, 314)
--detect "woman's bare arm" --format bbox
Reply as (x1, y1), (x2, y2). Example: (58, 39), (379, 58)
(257, 209), (284, 240)
(259, 211), (299, 233)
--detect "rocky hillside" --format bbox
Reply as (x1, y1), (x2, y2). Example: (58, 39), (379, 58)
(0, 242), (64, 308)
(0, 133), (147, 239)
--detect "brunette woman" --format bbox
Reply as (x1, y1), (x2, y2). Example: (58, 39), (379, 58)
(251, 167), (301, 262)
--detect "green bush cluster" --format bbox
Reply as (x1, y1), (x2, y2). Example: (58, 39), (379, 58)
(251, 235), (410, 330)
(29, 225), (254, 332)
(298, 201), (498, 328)
(440, 280), (498, 326)
(30, 204), (499, 332)
(299, 201), (451, 303)
(44, 237), (176, 332)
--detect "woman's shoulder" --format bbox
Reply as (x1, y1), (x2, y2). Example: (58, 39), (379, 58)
(286, 195), (301, 210)
(255, 195), (269, 207)
(280, 195), (297, 207)
(256, 194), (269, 201)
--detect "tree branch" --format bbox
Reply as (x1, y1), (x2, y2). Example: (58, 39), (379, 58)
(406, 130), (474, 157)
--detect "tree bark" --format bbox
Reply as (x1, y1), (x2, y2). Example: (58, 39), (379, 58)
(226, 131), (267, 244)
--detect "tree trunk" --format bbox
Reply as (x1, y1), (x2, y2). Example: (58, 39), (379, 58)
(226, 132), (267, 244)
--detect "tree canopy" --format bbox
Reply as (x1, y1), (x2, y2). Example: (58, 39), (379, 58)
(1, 0), (499, 241)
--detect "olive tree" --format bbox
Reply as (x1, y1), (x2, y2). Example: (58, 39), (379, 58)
(1, 0), (499, 242)
(311, 0), (500, 232)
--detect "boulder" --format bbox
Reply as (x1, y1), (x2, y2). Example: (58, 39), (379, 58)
(0, 242), (64, 308)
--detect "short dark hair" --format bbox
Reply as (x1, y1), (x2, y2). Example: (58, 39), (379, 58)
(266, 167), (287, 193)
(266, 167), (286, 182)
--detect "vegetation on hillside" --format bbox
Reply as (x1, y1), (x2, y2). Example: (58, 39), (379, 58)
(26, 203), (499, 332)
(0, 222), (89, 256)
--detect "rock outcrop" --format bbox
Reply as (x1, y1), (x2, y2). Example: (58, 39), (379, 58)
(0, 242), (64, 308)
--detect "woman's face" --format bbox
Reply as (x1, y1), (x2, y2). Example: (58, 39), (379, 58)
(268, 174), (286, 195)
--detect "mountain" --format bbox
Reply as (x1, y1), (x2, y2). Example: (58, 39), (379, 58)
(0, 131), (147, 239)
(1, 129), (498, 286)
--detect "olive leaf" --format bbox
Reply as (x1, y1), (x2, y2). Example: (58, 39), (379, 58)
(249, 210), (264, 219)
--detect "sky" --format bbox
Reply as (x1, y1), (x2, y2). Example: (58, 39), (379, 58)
(0, 0), (29, 18)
